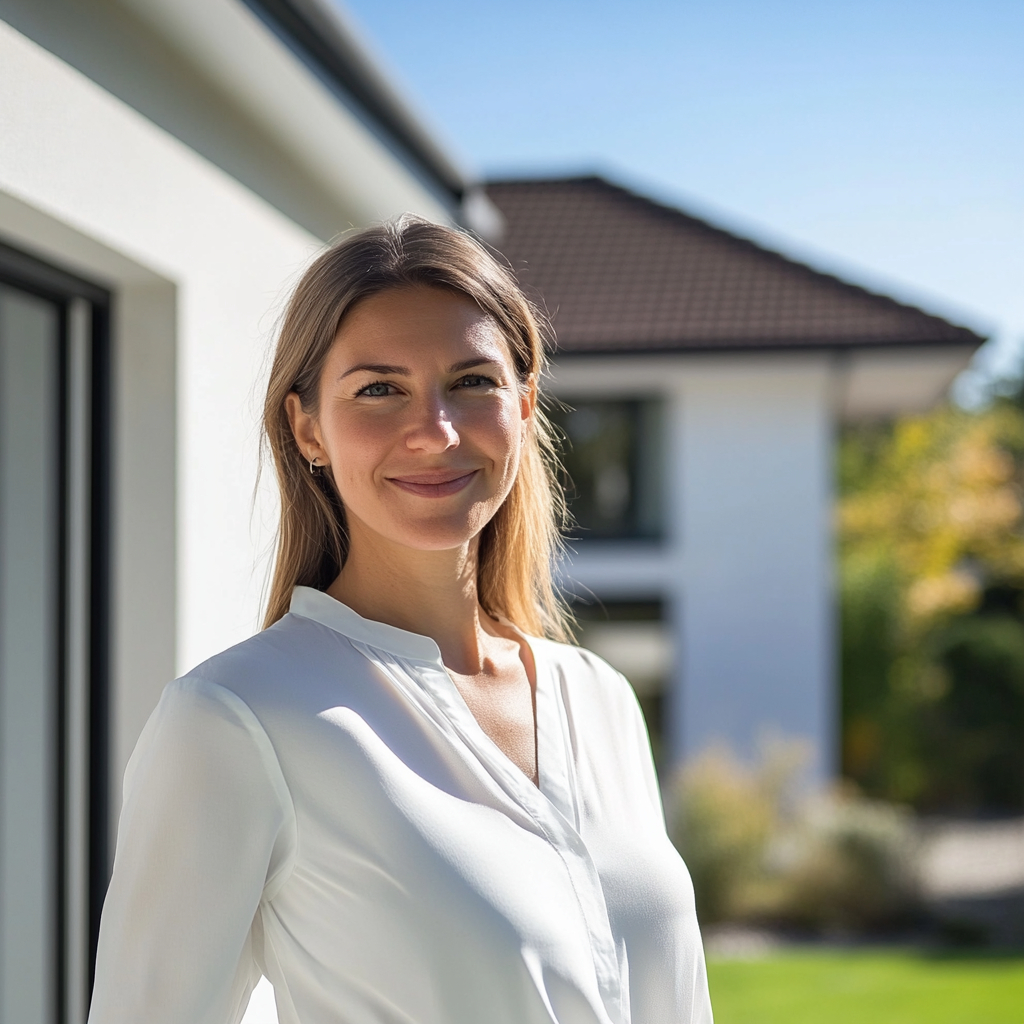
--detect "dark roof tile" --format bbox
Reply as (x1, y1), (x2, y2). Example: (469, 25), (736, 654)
(485, 177), (984, 354)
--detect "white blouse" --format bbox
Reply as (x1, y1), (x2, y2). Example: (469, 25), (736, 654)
(89, 586), (713, 1024)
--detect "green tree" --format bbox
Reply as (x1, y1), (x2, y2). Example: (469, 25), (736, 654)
(838, 401), (1024, 811)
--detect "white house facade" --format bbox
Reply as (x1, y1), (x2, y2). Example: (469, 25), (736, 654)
(0, 2), (492, 1021)
(486, 177), (982, 783)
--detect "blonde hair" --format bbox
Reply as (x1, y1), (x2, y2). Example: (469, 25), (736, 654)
(261, 217), (571, 640)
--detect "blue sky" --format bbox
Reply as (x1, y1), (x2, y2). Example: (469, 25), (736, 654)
(340, 0), (1023, 390)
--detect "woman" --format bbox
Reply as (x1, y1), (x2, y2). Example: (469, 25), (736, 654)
(88, 219), (713, 1024)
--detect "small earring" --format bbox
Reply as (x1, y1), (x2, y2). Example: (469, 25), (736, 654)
(309, 455), (319, 474)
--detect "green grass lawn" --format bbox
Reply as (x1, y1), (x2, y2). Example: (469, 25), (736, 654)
(707, 949), (1024, 1024)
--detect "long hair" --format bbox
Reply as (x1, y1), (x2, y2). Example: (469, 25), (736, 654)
(261, 217), (571, 640)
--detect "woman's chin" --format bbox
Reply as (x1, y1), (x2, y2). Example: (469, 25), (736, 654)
(351, 510), (491, 554)
(394, 520), (486, 552)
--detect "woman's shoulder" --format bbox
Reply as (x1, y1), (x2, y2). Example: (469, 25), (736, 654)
(534, 636), (660, 803)
(532, 635), (640, 710)
(144, 627), (303, 758)
(170, 611), (369, 715)
(532, 633), (619, 674)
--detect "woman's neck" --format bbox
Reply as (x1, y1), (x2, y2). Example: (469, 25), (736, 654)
(326, 528), (496, 675)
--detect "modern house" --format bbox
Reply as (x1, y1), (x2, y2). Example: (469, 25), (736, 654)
(0, 0), (989, 1015)
(0, 2), (492, 1020)
(485, 176), (984, 777)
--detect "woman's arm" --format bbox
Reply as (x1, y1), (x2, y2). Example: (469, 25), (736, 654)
(88, 678), (295, 1024)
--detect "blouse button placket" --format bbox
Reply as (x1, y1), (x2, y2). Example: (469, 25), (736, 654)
(415, 658), (628, 1024)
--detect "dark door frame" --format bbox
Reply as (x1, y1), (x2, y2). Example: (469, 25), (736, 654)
(0, 238), (111, 1021)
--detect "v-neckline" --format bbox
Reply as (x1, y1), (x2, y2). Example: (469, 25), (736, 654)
(288, 586), (578, 823)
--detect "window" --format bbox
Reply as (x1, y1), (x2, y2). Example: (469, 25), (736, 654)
(0, 241), (109, 1024)
(550, 398), (664, 541)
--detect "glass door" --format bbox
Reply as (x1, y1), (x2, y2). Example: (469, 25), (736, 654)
(0, 246), (109, 1024)
(0, 283), (61, 1024)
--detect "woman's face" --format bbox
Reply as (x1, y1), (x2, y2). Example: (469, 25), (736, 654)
(293, 284), (535, 555)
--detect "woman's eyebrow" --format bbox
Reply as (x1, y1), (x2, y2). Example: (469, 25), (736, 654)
(339, 363), (410, 380)
(340, 357), (502, 381)
(447, 357), (501, 373)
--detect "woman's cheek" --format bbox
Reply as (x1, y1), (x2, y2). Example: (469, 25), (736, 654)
(330, 412), (381, 466)
(324, 419), (378, 503)
(473, 396), (520, 452)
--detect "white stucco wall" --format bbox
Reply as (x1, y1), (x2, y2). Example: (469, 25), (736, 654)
(674, 359), (834, 778)
(0, 16), (451, 827)
(0, 15), (315, 801)
(550, 354), (836, 780)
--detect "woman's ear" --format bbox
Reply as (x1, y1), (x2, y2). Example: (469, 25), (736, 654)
(520, 374), (539, 421)
(285, 392), (327, 468)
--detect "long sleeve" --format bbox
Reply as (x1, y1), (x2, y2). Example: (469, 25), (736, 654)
(88, 678), (296, 1024)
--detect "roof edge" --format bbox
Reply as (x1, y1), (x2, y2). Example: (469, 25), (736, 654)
(243, 0), (470, 206)
(548, 338), (984, 358)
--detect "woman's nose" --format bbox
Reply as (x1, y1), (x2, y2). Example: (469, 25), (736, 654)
(405, 397), (460, 452)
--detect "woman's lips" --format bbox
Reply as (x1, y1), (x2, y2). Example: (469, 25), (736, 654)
(387, 469), (479, 498)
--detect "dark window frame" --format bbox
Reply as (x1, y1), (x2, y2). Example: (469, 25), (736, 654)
(550, 395), (666, 542)
(0, 238), (111, 1019)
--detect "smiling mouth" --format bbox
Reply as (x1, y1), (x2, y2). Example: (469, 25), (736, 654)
(387, 470), (479, 498)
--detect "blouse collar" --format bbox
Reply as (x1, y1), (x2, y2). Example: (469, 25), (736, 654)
(289, 585), (579, 829)
(289, 586), (443, 663)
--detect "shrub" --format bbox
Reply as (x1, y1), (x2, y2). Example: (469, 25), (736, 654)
(666, 744), (797, 924)
(668, 745), (921, 933)
(768, 789), (921, 932)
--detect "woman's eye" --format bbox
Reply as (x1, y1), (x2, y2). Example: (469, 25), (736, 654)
(357, 381), (395, 397)
(455, 374), (497, 389)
